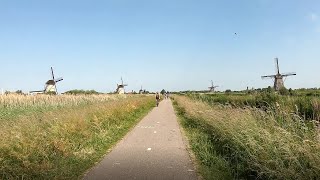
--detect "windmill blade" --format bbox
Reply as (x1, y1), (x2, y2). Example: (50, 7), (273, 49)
(261, 75), (276, 79)
(52, 83), (59, 95)
(29, 90), (44, 93)
(55, 77), (64, 83)
(275, 58), (280, 74)
(51, 67), (55, 80)
(50, 67), (61, 95)
(282, 72), (296, 77)
(55, 88), (59, 94)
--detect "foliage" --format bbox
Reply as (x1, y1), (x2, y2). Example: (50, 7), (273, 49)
(64, 89), (101, 95)
(15, 90), (23, 94)
(46, 91), (57, 95)
(225, 89), (232, 93)
(4, 91), (11, 95)
(279, 87), (289, 95)
(173, 95), (320, 180)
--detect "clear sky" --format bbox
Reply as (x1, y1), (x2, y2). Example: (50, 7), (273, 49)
(1, 0), (320, 93)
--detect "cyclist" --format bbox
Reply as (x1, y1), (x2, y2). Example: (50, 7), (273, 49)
(155, 92), (160, 107)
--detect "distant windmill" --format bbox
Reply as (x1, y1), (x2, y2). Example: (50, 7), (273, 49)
(208, 80), (219, 92)
(261, 58), (296, 91)
(116, 77), (128, 94)
(30, 67), (64, 95)
(139, 85), (144, 94)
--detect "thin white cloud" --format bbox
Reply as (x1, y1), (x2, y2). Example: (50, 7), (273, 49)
(310, 13), (318, 22)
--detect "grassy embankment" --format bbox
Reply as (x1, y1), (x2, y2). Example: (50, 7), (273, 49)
(173, 94), (320, 180)
(0, 94), (154, 179)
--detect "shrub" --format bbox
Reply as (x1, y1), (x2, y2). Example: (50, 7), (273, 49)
(279, 87), (289, 96)
(64, 89), (101, 95)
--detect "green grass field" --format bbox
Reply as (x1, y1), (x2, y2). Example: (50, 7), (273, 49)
(186, 92), (320, 122)
(0, 94), (154, 179)
(173, 94), (320, 180)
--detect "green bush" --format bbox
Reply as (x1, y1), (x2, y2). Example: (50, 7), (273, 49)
(64, 89), (101, 95)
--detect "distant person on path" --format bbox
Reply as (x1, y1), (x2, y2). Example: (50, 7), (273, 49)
(155, 92), (160, 107)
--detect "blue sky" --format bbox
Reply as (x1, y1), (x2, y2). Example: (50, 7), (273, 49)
(1, 0), (320, 93)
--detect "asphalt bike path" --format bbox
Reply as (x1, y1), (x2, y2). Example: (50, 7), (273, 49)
(83, 99), (198, 180)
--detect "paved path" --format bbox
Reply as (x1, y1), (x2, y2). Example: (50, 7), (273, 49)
(83, 99), (198, 180)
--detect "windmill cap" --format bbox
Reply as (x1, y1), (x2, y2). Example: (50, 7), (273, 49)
(46, 80), (55, 85)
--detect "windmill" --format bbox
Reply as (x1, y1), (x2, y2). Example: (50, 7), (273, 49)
(208, 80), (219, 92)
(139, 85), (144, 94)
(116, 77), (128, 94)
(261, 58), (296, 91)
(30, 67), (64, 95)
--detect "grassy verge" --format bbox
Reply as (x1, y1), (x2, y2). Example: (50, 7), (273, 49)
(173, 99), (233, 180)
(0, 95), (154, 179)
(172, 95), (320, 180)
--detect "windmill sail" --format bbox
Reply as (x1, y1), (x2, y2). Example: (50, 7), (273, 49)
(261, 75), (276, 79)
(275, 58), (280, 74)
(282, 72), (297, 77)
(51, 67), (55, 80)
(55, 77), (64, 83)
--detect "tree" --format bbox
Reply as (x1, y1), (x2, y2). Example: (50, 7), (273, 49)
(279, 87), (289, 96)
(266, 86), (274, 94)
(64, 89), (100, 95)
(288, 88), (295, 96)
(160, 89), (166, 95)
(15, 90), (23, 94)
(225, 89), (232, 94)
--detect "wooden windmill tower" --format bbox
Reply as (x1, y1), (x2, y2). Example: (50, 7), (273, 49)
(30, 67), (63, 95)
(116, 77), (128, 94)
(261, 58), (296, 91)
(208, 80), (219, 92)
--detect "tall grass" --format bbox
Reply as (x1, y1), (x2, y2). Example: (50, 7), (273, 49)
(0, 94), (125, 120)
(187, 93), (320, 122)
(173, 95), (320, 179)
(0, 94), (154, 179)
